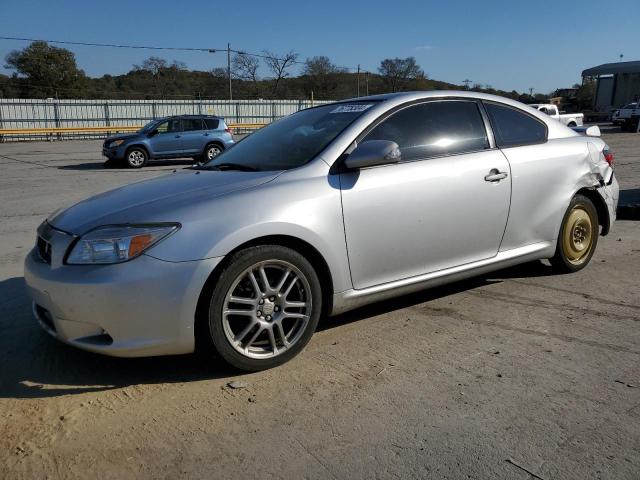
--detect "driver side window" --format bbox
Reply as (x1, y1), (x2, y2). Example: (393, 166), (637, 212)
(155, 119), (181, 134)
(363, 100), (489, 161)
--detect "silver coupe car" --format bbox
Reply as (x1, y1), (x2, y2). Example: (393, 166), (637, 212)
(25, 91), (619, 371)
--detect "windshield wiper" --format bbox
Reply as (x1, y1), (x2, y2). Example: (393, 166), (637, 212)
(207, 162), (260, 172)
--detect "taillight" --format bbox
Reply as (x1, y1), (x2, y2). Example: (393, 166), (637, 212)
(225, 128), (233, 134)
(604, 148), (614, 167)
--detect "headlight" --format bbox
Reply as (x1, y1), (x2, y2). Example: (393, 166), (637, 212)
(66, 224), (179, 265)
(109, 139), (125, 148)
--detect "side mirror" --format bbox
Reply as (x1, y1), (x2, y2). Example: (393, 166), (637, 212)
(343, 140), (401, 170)
(148, 129), (159, 137)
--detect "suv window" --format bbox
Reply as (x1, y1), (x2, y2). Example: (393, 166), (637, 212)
(155, 118), (181, 134)
(182, 118), (204, 131)
(204, 118), (220, 130)
(364, 100), (489, 161)
(484, 102), (547, 147)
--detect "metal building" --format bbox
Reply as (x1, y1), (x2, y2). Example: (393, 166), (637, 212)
(582, 61), (640, 111)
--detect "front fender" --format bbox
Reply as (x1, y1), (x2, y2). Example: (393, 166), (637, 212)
(146, 164), (353, 293)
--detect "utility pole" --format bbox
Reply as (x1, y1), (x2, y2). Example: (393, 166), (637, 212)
(227, 43), (233, 101)
(529, 87), (534, 97)
(365, 71), (369, 96)
(462, 79), (472, 90)
(357, 64), (361, 97)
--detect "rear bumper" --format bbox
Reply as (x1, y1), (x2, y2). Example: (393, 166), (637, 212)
(24, 249), (222, 357)
(597, 173), (619, 234)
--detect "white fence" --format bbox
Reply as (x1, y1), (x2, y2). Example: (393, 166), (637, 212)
(0, 99), (332, 140)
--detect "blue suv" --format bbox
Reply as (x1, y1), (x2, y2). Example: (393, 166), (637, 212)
(102, 115), (235, 168)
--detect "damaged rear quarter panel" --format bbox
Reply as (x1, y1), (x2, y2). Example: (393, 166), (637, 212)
(499, 137), (606, 251)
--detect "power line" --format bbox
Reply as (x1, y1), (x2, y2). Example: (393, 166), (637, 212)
(0, 36), (221, 52)
(0, 36), (367, 73)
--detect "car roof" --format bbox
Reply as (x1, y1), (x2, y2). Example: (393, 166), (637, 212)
(157, 114), (223, 120)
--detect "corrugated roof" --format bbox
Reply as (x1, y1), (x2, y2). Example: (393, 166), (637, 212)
(582, 61), (640, 76)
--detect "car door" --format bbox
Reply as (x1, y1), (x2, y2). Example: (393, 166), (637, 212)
(148, 118), (183, 156)
(180, 118), (207, 155)
(339, 99), (511, 290)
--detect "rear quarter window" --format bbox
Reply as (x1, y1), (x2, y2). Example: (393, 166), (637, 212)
(204, 118), (220, 130)
(484, 102), (547, 148)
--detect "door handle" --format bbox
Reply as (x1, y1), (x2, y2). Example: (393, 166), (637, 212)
(484, 168), (508, 182)
(174, 134), (181, 138)
(203, 133), (210, 136)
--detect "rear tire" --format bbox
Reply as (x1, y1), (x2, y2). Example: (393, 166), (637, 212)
(125, 147), (148, 168)
(199, 143), (223, 165)
(202, 245), (322, 371)
(550, 194), (598, 273)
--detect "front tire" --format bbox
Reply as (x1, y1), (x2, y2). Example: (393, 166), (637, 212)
(203, 245), (322, 371)
(550, 194), (598, 273)
(125, 147), (148, 168)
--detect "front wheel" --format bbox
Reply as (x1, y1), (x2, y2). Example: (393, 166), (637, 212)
(203, 245), (322, 371)
(550, 194), (598, 273)
(125, 147), (148, 168)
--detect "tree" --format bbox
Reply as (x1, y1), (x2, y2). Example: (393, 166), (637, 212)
(4, 41), (87, 97)
(378, 57), (424, 92)
(133, 57), (187, 98)
(263, 50), (298, 96)
(232, 53), (260, 82)
(303, 56), (338, 77)
(575, 80), (595, 110)
(134, 56), (167, 75)
(302, 56), (341, 98)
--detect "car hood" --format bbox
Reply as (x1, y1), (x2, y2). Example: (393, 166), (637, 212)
(104, 133), (140, 143)
(48, 169), (280, 234)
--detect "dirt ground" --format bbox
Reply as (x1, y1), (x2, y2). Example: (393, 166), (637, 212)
(1, 130), (639, 479)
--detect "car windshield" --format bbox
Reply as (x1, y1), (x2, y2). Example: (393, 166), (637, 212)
(201, 102), (378, 171)
(622, 103), (637, 109)
(138, 119), (162, 133)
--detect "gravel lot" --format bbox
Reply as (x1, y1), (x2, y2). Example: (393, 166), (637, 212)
(1, 129), (639, 479)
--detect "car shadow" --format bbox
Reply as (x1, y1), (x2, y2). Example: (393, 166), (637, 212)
(618, 188), (640, 220)
(57, 159), (197, 171)
(0, 261), (554, 400)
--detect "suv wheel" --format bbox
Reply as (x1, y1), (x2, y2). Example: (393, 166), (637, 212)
(126, 147), (148, 168)
(205, 144), (223, 161)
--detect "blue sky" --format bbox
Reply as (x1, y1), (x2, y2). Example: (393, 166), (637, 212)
(1, 0), (638, 94)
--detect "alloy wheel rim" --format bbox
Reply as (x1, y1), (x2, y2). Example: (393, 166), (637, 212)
(128, 150), (145, 166)
(562, 205), (594, 265)
(207, 146), (221, 160)
(221, 260), (312, 359)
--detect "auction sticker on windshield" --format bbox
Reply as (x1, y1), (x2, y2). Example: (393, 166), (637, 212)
(330, 104), (374, 113)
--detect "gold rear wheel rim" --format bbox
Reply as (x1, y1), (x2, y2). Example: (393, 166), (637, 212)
(562, 205), (594, 265)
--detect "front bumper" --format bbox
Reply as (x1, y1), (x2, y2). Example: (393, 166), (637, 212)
(102, 144), (127, 160)
(24, 237), (222, 357)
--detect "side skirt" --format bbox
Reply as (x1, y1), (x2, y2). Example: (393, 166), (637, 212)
(330, 241), (555, 316)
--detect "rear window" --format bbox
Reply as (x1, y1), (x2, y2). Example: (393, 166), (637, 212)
(182, 118), (204, 131)
(204, 118), (220, 130)
(484, 102), (547, 148)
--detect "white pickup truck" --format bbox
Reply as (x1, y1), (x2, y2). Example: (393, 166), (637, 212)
(530, 104), (584, 127)
(612, 102), (638, 126)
